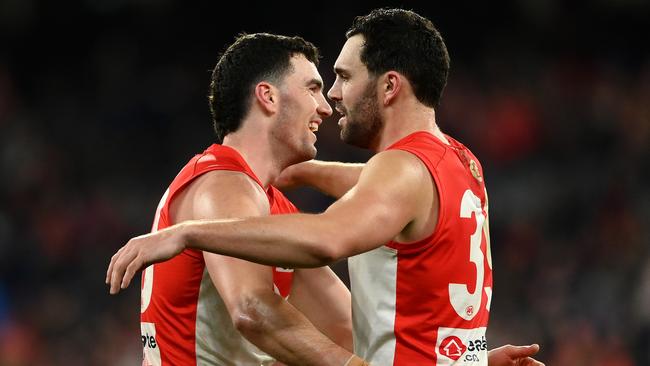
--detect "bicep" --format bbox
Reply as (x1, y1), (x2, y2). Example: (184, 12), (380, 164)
(186, 172), (277, 314)
(204, 253), (275, 316)
(321, 151), (427, 256)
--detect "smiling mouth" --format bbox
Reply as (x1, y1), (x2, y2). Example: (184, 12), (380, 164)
(308, 122), (319, 132)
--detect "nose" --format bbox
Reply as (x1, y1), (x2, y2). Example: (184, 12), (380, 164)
(317, 93), (333, 117)
(327, 79), (341, 102)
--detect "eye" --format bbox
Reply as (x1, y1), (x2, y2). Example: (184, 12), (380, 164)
(308, 84), (323, 96)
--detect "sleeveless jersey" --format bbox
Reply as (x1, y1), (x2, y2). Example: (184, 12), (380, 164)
(140, 144), (296, 366)
(348, 132), (493, 366)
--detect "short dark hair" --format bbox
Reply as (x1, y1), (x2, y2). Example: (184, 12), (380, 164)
(346, 8), (450, 108)
(208, 33), (320, 142)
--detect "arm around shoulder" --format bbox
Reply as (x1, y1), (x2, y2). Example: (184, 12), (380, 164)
(275, 160), (364, 198)
(107, 150), (432, 287)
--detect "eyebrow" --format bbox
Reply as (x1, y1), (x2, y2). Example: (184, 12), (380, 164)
(333, 67), (348, 76)
(307, 78), (323, 89)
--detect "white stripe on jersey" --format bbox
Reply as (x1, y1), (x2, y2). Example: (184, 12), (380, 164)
(194, 268), (276, 365)
(348, 246), (398, 365)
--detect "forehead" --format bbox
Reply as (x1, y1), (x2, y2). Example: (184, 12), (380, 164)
(288, 54), (322, 83)
(333, 34), (365, 71)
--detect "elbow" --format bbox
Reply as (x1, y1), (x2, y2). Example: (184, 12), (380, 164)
(308, 234), (347, 267)
(303, 212), (357, 267)
(310, 245), (339, 267)
(231, 295), (267, 337)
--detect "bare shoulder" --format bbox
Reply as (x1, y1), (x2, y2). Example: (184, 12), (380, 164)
(358, 149), (435, 238)
(195, 170), (266, 200)
(361, 149), (431, 187)
(342, 149), (432, 214)
(174, 170), (269, 221)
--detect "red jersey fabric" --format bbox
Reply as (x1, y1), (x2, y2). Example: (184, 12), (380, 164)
(140, 144), (296, 366)
(348, 131), (493, 366)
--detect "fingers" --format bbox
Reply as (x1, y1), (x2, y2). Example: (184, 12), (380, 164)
(508, 344), (540, 358)
(106, 247), (124, 284)
(109, 248), (125, 295)
(106, 255), (113, 285)
(122, 255), (144, 290)
(523, 356), (545, 366)
(109, 243), (139, 294)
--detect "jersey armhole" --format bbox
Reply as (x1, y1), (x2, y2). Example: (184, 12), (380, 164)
(385, 147), (446, 253)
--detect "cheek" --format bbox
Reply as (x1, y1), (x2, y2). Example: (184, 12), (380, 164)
(342, 84), (362, 104)
(303, 94), (318, 110)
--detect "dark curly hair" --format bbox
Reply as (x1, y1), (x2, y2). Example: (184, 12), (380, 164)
(346, 8), (450, 108)
(208, 33), (320, 142)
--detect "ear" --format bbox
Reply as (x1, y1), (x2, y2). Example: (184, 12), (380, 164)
(254, 81), (278, 115)
(382, 71), (402, 105)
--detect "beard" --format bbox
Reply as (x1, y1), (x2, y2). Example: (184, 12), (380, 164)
(340, 81), (384, 149)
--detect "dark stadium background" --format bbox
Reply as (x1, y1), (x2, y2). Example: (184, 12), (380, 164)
(1, 0), (648, 364)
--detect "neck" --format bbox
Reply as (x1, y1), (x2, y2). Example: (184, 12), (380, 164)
(222, 131), (283, 188)
(374, 101), (449, 151)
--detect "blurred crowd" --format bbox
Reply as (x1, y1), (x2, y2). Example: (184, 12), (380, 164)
(0, 1), (648, 365)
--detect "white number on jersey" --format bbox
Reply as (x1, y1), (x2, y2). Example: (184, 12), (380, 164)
(141, 189), (169, 313)
(449, 189), (491, 320)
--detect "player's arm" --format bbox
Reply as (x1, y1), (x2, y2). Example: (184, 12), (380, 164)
(488, 344), (545, 366)
(289, 267), (353, 351)
(181, 172), (354, 366)
(275, 160), (364, 198)
(181, 150), (426, 265)
(108, 150), (428, 289)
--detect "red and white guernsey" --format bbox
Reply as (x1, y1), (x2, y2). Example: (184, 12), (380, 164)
(140, 144), (296, 366)
(348, 131), (493, 366)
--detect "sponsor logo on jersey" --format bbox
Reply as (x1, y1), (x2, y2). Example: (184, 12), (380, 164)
(142, 332), (157, 349)
(141, 322), (161, 366)
(436, 327), (487, 364)
(439, 336), (467, 360)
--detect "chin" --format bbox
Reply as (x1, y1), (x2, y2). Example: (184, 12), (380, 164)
(341, 130), (364, 148)
(290, 146), (317, 165)
(305, 146), (317, 160)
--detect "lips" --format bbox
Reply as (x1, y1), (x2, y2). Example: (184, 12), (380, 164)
(308, 120), (321, 132)
(335, 105), (347, 116)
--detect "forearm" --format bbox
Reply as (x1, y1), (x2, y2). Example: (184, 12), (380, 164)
(178, 189), (401, 269)
(293, 160), (363, 198)
(321, 320), (353, 352)
(181, 214), (345, 268)
(238, 291), (352, 366)
(290, 268), (353, 351)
